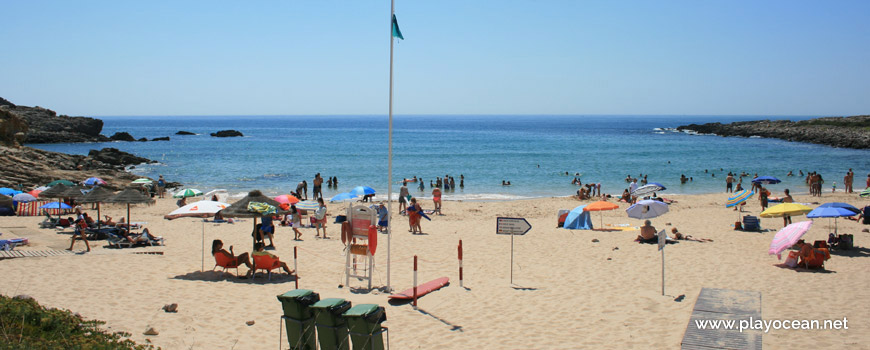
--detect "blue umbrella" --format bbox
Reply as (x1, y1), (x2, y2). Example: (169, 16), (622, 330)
(40, 202), (72, 209)
(330, 192), (358, 203)
(817, 202), (861, 215)
(752, 176), (781, 184)
(0, 188), (21, 196)
(648, 182), (667, 190)
(807, 205), (857, 234)
(626, 199), (669, 220)
(350, 186), (376, 196)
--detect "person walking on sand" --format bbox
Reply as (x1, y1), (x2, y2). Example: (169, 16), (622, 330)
(782, 189), (794, 227)
(157, 175), (166, 198)
(302, 180), (308, 200)
(725, 173), (734, 193)
(399, 181), (409, 214)
(312, 173), (323, 200)
(844, 171), (853, 194)
(67, 209), (91, 252)
(289, 205), (303, 240)
(629, 179), (639, 204)
(314, 198), (328, 239)
(432, 186), (442, 215)
(759, 187), (770, 211)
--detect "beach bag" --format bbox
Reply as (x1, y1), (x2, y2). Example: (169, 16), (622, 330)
(839, 234), (854, 250)
(784, 251), (799, 268)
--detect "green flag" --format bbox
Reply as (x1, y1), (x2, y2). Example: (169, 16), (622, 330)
(392, 14), (404, 40)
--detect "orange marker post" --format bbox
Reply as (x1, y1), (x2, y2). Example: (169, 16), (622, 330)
(413, 255), (418, 307)
(458, 240), (463, 288)
(294, 246), (299, 289)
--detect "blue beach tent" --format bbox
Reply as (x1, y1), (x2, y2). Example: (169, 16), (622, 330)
(563, 205), (593, 230)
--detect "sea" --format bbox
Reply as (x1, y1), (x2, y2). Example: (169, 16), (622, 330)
(27, 115), (870, 201)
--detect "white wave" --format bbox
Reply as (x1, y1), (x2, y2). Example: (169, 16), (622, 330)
(652, 128), (663, 131)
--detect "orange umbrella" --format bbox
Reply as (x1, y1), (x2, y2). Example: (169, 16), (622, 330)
(274, 194), (300, 205)
(583, 200), (620, 228)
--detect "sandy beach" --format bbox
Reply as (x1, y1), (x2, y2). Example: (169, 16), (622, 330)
(1, 191), (868, 349)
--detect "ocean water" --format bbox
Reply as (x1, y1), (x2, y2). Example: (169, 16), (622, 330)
(28, 115), (870, 200)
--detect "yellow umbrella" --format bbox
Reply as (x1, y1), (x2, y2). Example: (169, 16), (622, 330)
(760, 203), (813, 218)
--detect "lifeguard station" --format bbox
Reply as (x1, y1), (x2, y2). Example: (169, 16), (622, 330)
(342, 205), (378, 289)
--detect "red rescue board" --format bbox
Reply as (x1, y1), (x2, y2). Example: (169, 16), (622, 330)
(388, 277), (449, 300)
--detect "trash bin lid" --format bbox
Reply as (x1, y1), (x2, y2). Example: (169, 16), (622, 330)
(277, 289), (314, 300)
(343, 304), (379, 317)
(312, 298), (347, 309)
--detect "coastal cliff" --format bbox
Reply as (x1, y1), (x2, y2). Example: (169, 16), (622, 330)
(0, 97), (110, 143)
(676, 115), (870, 149)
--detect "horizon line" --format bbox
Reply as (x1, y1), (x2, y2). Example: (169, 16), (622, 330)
(91, 113), (834, 118)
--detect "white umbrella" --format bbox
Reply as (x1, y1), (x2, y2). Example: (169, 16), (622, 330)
(164, 200), (230, 271)
(631, 184), (665, 198)
(626, 199), (669, 220)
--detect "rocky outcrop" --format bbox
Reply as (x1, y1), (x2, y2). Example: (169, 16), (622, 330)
(211, 130), (243, 137)
(110, 132), (136, 141)
(151, 137), (170, 141)
(0, 100), (110, 143)
(676, 115), (870, 149)
(87, 148), (155, 167)
(0, 145), (153, 190)
(175, 131), (196, 135)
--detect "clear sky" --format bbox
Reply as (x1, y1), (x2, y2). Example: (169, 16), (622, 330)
(2, 1), (869, 116)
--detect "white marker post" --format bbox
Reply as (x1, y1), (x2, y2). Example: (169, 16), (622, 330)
(496, 217), (532, 285)
(657, 229), (666, 296)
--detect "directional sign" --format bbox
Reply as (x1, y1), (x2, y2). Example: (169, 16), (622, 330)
(497, 217), (532, 235)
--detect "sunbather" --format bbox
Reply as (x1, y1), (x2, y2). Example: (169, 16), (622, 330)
(636, 220), (658, 243)
(252, 242), (294, 274)
(671, 227), (713, 242)
(212, 239), (253, 277)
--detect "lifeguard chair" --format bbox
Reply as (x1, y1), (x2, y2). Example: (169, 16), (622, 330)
(342, 205), (378, 289)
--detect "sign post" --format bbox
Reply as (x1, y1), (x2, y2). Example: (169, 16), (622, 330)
(497, 217), (532, 285)
(657, 229), (666, 296)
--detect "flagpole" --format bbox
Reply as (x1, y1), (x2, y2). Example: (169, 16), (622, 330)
(385, 0), (396, 292)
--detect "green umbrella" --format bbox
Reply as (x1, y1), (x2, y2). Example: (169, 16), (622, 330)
(860, 188), (870, 198)
(173, 188), (203, 198)
(46, 180), (75, 187)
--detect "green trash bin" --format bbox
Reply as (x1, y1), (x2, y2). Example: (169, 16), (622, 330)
(277, 289), (320, 350)
(343, 304), (387, 350)
(311, 298), (353, 350)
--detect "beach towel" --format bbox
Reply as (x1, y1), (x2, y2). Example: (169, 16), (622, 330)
(247, 202), (276, 216)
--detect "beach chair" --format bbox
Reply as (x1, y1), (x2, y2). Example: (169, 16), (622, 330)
(0, 238), (28, 251)
(253, 254), (282, 281)
(742, 215), (761, 231)
(344, 205), (378, 289)
(106, 233), (135, 249)
(213, 253), (242, 276)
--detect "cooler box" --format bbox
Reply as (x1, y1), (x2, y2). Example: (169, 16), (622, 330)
(277, 289), (320, 350)
(343, 304), (387, 350)
(311, 298), (352, 350)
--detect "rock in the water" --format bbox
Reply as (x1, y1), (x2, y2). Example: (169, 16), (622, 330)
(676, 115), (870, 149)
(137, 137), (148, 142)
(210, 130), (244, 137)
(109, 132), (136, 142)
(176, 131), (196, 135)
(151, 136), (170, 141)
(88, 148), (154, 166)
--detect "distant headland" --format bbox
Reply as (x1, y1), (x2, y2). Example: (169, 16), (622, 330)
(676, 115), (870, 149)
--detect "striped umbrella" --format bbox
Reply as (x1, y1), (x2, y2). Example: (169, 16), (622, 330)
(769, 221), (813, 259)
(295, 200), (320, 211)
(860, 188), (870, 198)
(726, 189), (754, 208)
(631, 184), (665, 197)
(173, 188), (203, 198)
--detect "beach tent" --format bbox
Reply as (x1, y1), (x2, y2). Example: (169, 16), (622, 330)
(563, 205), (593, 230)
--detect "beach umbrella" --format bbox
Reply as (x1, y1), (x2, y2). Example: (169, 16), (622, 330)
(626, 199), (669, 220)
(0, 188), (21, 196)
(350, 186), (376, 196)
(295, 200), (320, 211)
(165, 200), (230, 271)
(46, 180), (75, 187)
(38, 184), (71, 221)
(330, 192), (359, 203)
(584, 200), (619, 228)
(631, 184), (665, 198)
(79, 187), (115, 228)
(28, 189), (43, 197)
(860, 188), (870, 198)
(726, 189), (755, 208)
(82, 177), (107, 186)
(59, 185), (89, 201)
(12, 193), (37, 202)
(40, 202), (72, 210)
(807, 205), (858, 234)
(769, 221), (813, 259)
(752, 176), (781, 185)
(274, 194), (300, 205)
(221, 190), (289, 251)
(204, 189), (228, 202)
(107, 188), (155, 233)
(172, 188), (204, 198)
(817, 202), (861, 215)
(131, 178), (153, 184)
(760, 203), (812, 218)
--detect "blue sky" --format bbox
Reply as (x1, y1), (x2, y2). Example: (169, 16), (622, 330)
(2, 1), (869, 116)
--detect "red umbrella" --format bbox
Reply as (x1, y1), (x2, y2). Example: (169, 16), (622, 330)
(274, 194), (300, 205)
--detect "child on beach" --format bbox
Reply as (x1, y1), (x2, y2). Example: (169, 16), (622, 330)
(315, 198), (328, 239)
(289, 205), (302, 240)
(432, 187), (442, 215)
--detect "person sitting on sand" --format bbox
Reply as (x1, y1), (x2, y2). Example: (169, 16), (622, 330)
(252, 242), (294, 274)
(212, 239), (252, 276)
(619, 189), (631, 203)
(671, 227), (713, 242)
(636, 220), (658, 243)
